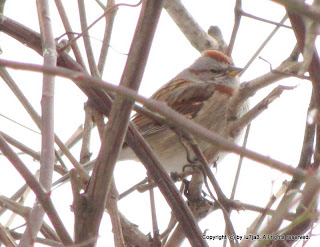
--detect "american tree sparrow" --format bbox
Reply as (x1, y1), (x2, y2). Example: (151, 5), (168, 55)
(119, 50), (247, 173)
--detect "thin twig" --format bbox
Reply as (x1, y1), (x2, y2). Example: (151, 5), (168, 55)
(272, 0), (320, 22)
(227, 56), (301, 120)
(58, 1), (142, 54)
(241, 14), (288, 75)
(18, 1), (57, 245)
(187, 141), (238, 247)
(229, 85), (296, 138)
(10, 231), (61, 247)
(251, 182), (289, 235)
(0, 63), (89, 185)
(0, 59), (306, 179)
(74, 2), (182, 247)
(78, 0), (100, 77)
(257, 171), (320, 246)
(79, 103), (93, 164)
(0, 131), (41, 161)
(107, 180), (125, 247)
(0, 224), (17, 247)
(56, 125), (84, 157)
(119, 178), (148, 200)
(242, 10), (291, 29)
(54, 0), (87, 69)
(98, 0), (117, 76)
(0, 134), (73, 245)
(0, 113), (39, 134)
(223, 123), (250, 247)
(227, 0), (242, 56)
(148, 177), (161, 246)
(288, 93), (315, 190)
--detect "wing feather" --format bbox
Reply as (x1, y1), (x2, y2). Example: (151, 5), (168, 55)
(133, 79), (217, 136)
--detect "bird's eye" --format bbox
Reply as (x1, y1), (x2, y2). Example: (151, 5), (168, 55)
(210, 69), (218, 73)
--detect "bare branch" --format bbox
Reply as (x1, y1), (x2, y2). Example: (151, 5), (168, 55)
(229, 85), (296, 138)
(54, 0), (87, 69)
(18, 0), (57, 245)
(73, 2), (178, 247)
(227, 58), (301, 120)
(228, 0), (242, 56)
(273, 0), (320, 22)
(78, 0), (100, 77)
(164, 0), (219, 52)
(0, 224), (17, 247)
(97, 0), (117, 76)
(0, 134), (73, 245)
(0, 59), (306, 178)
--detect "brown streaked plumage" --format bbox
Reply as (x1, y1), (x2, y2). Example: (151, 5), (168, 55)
(118, 50), (248, 173)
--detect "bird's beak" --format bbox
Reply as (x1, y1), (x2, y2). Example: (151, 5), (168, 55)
(227, 67), (243, 77)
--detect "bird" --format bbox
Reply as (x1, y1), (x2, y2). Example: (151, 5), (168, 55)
(118, 50), (248, 173)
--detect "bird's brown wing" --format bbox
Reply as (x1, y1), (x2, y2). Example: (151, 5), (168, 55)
(132, 79), (217, 136)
